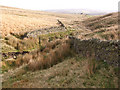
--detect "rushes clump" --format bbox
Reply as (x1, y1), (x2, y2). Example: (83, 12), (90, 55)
(15, 39), (73, 71)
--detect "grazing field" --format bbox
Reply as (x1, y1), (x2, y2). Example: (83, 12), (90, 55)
(1, 6), (119, 88)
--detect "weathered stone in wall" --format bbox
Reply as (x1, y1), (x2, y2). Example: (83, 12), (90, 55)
(69, 37), (119, 66)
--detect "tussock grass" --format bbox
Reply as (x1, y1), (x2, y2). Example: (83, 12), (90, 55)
(4, 35), (39, 51)
(3, 54), (118, 88)
(83, 12), (118, 40)
(86, 52), (97, 77)
(3, 29), (75, 52)
(15, 39), (73, 71)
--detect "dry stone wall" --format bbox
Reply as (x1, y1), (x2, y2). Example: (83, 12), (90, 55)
(27, 26), (66, 38)
(69, 37), (120, 66)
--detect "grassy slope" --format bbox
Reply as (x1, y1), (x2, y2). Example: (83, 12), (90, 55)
(81, 13), (119, 40)
(2, 56), (118, 88)
(1, 6), (88, 36)
(1, 6), (119, 88)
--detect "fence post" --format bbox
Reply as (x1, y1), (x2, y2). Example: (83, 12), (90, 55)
(16, 43), (19, 51)
(39, 36), (41, 50)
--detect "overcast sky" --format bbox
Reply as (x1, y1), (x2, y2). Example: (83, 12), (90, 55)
(0, 0), (119, 11)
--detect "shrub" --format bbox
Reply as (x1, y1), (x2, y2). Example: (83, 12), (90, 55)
(15, 39), (73, 71)
(16, 54), (32, 66)
(22, 54), (33, 63)
(15, 55), (23, 66)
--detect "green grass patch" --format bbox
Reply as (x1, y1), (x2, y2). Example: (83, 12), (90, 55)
(84, 60), (118, 88)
